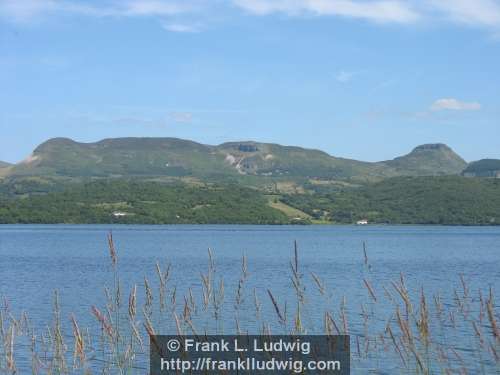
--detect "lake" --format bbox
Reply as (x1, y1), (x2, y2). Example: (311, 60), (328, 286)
(1, 224), (499, 373)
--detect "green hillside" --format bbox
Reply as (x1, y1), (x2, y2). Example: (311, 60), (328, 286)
(0, 161), (10, 168)
(1, 175), (499, 225)
(216, 141), (380, 179)
(0, 180), (289, 224)
(379, 144), (467, 176)
(282, 176), (500, 225)
(6, 137), (468, 182)
(11, 137), (236, 178)
(462, 159), (500, 177)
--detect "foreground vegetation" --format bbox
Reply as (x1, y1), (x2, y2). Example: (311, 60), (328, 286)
(0, 235), (498, 374)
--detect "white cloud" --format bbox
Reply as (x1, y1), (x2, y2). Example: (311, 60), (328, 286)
(0, 0), (198, 23)
(3, 0), (500, 34)
(430, 98), (481, 111)
(232, 0), (420, 23)
(0, 0), (55, 22)
(2, 1), (421, 25)
(162, 22), (200, 32)
(122, 1), (196, 17)
(428, 0), (500, 28)
(232, 0), (500, 31)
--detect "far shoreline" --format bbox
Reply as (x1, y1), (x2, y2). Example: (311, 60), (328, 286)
(0, 223), (499, 227)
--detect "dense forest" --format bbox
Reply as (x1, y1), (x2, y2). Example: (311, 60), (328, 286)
(1, 176), (499, 225)
(282, 176), (500, 225)
(0, 180), (289, 224)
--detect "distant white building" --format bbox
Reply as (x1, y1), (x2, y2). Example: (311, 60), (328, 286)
(112, 212), (128, 217)
(356, 219), (368, 225)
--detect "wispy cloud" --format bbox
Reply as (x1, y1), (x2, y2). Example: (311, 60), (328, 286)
(430, 98), (482, 112)
(0, 0), (55, 22)
(123, 1), (197, 16)
(162, 22), (200, 32)
(0, 0), (199, 23)
(335, 70), (361, 83)
(3, 0), (500, 35)
(428, 0), (500, 29)
(168, 111), (193, 123)
(232, 0), (420, 23)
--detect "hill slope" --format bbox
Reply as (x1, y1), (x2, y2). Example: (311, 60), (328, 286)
(7, 137), (467, 181)
(0, 180), (289, 224)
(0, 161), (11, 178)
(2, 176), (499, 225)
(378, 144), (467, 176)
(216, 141), (380, 179)
(283, 176), (500, 225)
(12, 137), (235, 178)
(462, 159), (500, 177)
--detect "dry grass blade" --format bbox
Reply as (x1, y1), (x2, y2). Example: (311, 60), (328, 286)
(91, 306), (114, 340)
(6, 324), (15, 371)
(267, 289), (285, 325)
(363, 241), (368, 266)
(130, 320), (144, 352)
(386, 324), (407, 367)
(311, 272), (326, 295)
(173, 312), (184, 336)
(107, 231), (117, 267)
(70, 314), (85, 365)
(324, 311), (340, 335)
(128, 284), (137, 320)
(486, 297), (500, 342)
(253, 288), (261, 319)
(363, 279), (377, 302)
(293, 240), (298, 274)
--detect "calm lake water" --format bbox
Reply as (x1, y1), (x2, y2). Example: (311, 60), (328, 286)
(1, 224), (499, 373)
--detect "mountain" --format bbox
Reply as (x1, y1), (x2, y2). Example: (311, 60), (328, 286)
(379, 144), (467, 176)
(462, 159), (500, 178)
(11, 137), (234, 178)
(216, 141), (382, 179)
(6, 137), (467, 181)
(0, 161), (11, 168)
(9, 137), (377, 179)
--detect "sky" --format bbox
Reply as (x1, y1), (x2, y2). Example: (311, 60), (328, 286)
(1, 0), (499, 163)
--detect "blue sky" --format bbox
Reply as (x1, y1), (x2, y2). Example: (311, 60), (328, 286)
(1, 0), (499, 163)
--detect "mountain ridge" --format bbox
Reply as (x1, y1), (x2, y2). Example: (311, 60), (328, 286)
(6, 137), (469, 181)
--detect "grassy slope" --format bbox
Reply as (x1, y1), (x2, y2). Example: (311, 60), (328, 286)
(266, 195), (312, 222)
